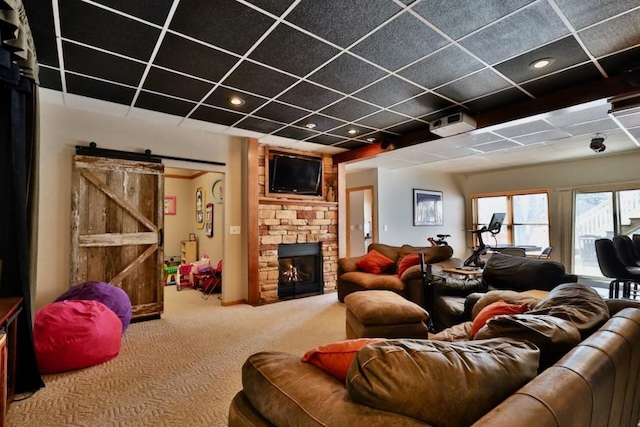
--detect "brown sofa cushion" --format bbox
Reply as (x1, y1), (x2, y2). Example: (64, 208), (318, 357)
(530, 282), (610, 339)
(347, 338), (539, 427)
(471, 290), (543, 319)
(344, 290), (428, 325)
(475, 314), (582, 370)
(340, 271), (405, 292)
(398, 244), (453, 265)
(368, 243), (402, 265)
(482, 252), (576, 291)
(429, 321), (472, 341)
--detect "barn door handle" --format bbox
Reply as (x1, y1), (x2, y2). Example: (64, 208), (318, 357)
(159, 228), (164, 246)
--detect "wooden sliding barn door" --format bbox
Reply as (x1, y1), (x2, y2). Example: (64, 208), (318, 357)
(70, 155), (165, 320)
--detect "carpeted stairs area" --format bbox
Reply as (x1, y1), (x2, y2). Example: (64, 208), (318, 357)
(7, 288), (346, 426)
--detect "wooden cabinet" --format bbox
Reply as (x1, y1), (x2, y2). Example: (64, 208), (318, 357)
(181, 241), (197, 264)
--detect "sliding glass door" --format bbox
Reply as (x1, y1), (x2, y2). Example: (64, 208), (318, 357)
(573, 189), (640, 276)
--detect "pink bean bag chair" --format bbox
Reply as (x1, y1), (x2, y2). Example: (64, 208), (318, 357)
(34, 300), (122, 374)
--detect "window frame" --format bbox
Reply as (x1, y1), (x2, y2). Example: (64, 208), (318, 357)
(471, 189), (551, 247)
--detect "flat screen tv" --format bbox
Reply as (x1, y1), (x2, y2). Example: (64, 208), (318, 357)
(269, 154), (322, 196)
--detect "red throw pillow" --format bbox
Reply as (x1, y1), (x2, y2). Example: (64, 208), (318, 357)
(397, 252), (421, 277)
(471, 300), (530, 338)
(356, 250), (395, 274)
(302, 338), (383, 382)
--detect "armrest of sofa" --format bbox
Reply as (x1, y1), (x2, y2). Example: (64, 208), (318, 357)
(337, 256), (362, 275)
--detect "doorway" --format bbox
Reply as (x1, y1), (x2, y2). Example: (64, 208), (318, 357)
(347, 186), (375, 257)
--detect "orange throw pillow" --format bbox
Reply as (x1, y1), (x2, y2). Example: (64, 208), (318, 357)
(302, 338), (383, 382)
(397, 252), (421, 277)
(471, 300), (530, 338)
(356, 250), (395, 274)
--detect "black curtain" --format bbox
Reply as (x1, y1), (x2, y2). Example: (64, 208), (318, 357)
(0, 42), (44, 393)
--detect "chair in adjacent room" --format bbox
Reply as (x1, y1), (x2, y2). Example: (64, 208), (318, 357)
(595, 238), (640, 299)
(538, 246), (554, 260)
(499, 247), (526, 257)
(196, 260), (222, 300)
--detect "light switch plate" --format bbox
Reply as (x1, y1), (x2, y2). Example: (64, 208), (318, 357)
(230, 226), (241, 235)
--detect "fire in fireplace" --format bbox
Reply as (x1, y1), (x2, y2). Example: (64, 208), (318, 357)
(278, 242), (323, 299)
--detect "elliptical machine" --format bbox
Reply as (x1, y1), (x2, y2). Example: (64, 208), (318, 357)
(463, 213), (506, 268)
(428, 234), (450, 247)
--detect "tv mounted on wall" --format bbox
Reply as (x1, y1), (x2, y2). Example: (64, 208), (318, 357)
(269, 153), (323, 196)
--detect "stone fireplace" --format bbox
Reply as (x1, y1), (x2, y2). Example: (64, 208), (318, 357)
(277, 242), (323, 299)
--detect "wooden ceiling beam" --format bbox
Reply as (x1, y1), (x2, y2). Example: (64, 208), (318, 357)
(334, 74), (638, 165)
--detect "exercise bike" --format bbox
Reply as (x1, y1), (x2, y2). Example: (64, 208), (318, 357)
(428, 234), (450, 247)
(463, 213), (505, 268)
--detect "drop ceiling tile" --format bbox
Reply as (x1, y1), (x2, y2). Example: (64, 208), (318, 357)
(30, 28), (58, 67)
(436, 69), (512, 102)
(253, 101), (310, 123)
(248, 24), (339, 78)
(460, 2), (569, 65)
(616, 113), (640, 129)
(512, 129), (572, 144)
(284, 0), (402, 48)
(356, 110), (409, 129)
(330, 124), (377, 139)
(234, 116), (285, 134)
(398, 45), (484, 89)
(386, 149), (443, 163)
(143, 67), (214, 101)
(190, 105), (245, 126)
(494, 36), (590, 83)
(92, 0), (175, 25)
(205, 86), (269, 114)
(22, 0), (55, 32)
(412, 0), (536, 40)
(419, 106), (461, 123)
(494, 120), (554, 138)
(390, 92), (453, 117)
(472, 139), (521, 152)
(306, 134), (346, 146)
(63, 42), (146, 86)
(58, 0), (160, 61)
(629, 127), (640, 139)
(522, 63), (603, 97)
(553, 0), (640, 30)
(386, 120), (428, 134)
(170, 0), (275, 55)
(353, 76), (424, 108)
(436, 147), (482, 158)
(308, 53), (388, 95)
(462, 87), (530, 113)
(223, 61), (298, 98)
(66, 74), (136, 105)
(244, 0), (296, 16)
(319, 97), (379, 122)
(598, 45), (640, 76)
(277, 81), (343, 111)
(292, 114), (346, 133)
(545, 102), (610, 128)
(562, 118), (618, 136)
(350, 12), (449, 71)
(135, 92), (197, 116)
(154, 33), (238, 82)
(38, 67), (63, 91)
(578, 9), (640, 58)
(273, 126), (319, 140)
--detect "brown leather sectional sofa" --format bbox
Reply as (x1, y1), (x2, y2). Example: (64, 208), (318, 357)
(229, 285), (640, 426)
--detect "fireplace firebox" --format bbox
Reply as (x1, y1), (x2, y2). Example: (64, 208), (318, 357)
(278, 242), (323, 299)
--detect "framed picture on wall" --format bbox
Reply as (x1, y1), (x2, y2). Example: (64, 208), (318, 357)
(413, 189), (443, 226)
(205, 203), (214, 237)
(164, 195), (176, 215)
(195, 186), (205, 229)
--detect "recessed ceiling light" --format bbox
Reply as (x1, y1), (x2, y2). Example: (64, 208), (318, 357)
(347, 129), (358, 135)
(229, 97), (245, 106)
(530, 58), (554, 70)
(366, 138), (375, 143)
(304, 123), (317, 129)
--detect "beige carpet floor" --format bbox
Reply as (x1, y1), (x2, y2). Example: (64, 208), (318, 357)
(7, 288), (346, 427)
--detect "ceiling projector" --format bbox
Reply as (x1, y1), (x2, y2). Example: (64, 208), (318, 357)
(429, 112), (477, 137)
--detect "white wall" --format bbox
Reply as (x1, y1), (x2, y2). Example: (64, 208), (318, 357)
(37, 102), (247, 309)
(164, 177), (193, 258)
(347, 167), (466, 258)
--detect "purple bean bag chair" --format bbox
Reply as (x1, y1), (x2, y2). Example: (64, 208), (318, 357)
(34, 300), (122, 374)
(55, 281), (132, 333)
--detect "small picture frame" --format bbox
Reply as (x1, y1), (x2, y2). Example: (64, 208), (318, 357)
(205, 203), (214, 238)
(164, 195), (176, 215)
(195, 186), (205, 229)
(189, 233), (196, 241)
(413, 189), (443, 226)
